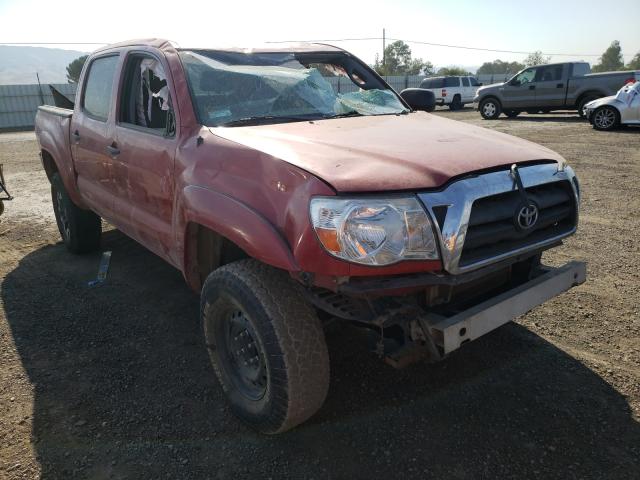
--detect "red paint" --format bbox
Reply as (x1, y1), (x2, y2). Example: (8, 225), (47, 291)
(35, 39), (563, 292)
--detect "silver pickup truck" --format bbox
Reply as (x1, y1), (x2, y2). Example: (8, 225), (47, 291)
(475, 61), (640, 119)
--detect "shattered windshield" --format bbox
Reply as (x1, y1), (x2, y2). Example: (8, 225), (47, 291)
(179, 50), (408, 127)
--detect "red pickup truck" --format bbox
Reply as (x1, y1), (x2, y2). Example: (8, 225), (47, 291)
(35, 38), (585, 433)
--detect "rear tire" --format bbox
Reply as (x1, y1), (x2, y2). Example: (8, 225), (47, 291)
(201, 259), (330, 434)
(449, 95), (463, 111)
(592, 105), (620, 131)
(479, 97), (501, 119)
(51, 173), (101, 253)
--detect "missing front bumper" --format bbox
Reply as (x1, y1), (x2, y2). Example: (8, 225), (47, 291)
(419, 261), (586, 355)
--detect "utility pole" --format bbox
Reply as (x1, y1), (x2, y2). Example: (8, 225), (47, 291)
(382, 28), (386, 68)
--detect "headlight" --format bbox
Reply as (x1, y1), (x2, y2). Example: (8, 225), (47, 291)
(310, 196), (439, 266)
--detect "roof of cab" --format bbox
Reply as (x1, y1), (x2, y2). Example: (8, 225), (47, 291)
(93, 38), (345, 55)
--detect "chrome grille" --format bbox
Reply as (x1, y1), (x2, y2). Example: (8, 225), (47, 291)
(417, 163), (579, 274)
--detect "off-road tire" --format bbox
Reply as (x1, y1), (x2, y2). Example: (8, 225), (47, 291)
(592, 105), (620, 131)
(200, 259), (330, 434)
(504, 110), (520, 118)
(51, 173), (101, 253)
(449, 95), (463, 111)
(479, 97), (501, 119)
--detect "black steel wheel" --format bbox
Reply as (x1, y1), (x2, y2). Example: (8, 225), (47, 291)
(51, 173), (101, 253)
(201, 259), (330, 434)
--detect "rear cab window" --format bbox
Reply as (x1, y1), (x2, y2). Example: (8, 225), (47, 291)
(82, 55), (119, 121)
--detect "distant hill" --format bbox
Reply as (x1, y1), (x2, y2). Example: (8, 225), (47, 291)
(0, 45), (88, 85)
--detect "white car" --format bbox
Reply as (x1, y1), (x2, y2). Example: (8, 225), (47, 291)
(419, 76), (482, 110)
(584, 81), (640, 131)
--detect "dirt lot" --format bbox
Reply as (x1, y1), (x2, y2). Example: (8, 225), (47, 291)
(1, 109), (639, 479)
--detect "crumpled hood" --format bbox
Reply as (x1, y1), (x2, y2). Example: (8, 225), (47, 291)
(209, 112), (564, 192)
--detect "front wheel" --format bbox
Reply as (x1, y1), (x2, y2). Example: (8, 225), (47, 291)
(201, 260), (330, 434)
(51, 173), (101, 253)
(479, 98), (501, 119)
(592, 106), (620, 131)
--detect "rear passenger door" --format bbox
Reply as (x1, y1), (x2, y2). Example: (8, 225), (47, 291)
(112, 51), (178, 262)
(70, 53), (121, 219)
(461, 76), (472, 102)
(533, 64), (566, 108)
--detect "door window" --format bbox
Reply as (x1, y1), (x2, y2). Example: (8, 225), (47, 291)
(461, 77), (470, 87)
(119, 54), (174, 134)
(470, 77), (481, 86)
(82, 55), (119, 121)
(535, 65), (563, 82)
(512, 68), (536, 86)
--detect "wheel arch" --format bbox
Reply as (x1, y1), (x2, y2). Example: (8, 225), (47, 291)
(180, 186), (299, 291)
(576, 90), (606, 107)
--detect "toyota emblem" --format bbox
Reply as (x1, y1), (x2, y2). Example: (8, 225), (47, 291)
(516, 203), (538, 230)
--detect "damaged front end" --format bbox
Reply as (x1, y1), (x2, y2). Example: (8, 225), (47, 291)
(0, 164), (12, 217)
(306, 254), (586, 368)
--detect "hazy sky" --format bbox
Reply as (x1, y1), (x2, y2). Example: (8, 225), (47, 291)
(1, 0), (639, 68)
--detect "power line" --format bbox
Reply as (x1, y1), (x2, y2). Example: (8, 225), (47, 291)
(266, 37), (604, 57)
(0, 42), (108, 45)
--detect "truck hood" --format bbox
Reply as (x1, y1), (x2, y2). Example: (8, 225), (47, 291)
(476, 82), (506, 95)
(209, 112), (564, 192)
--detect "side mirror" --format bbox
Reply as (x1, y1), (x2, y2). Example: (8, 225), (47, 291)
(400, 88), (436, 112)
(478, 83), (483, 86)
(510, 79), (521, 87)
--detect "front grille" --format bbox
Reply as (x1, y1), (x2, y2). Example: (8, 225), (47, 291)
(459, 180), (577, 266)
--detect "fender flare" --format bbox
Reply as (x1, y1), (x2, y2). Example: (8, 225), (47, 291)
(178, 185), (299, 286)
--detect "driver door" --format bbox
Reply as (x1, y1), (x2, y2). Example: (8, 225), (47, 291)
(501, 67), (538, 108)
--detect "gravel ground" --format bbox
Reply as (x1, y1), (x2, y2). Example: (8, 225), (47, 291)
(0, 109), (639, 479)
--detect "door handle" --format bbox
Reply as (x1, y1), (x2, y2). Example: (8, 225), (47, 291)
(72, 130), (80, 143)
(106, 143), (120, 158)
(556, 83), (564, 88)
(528, 85), (536, 90)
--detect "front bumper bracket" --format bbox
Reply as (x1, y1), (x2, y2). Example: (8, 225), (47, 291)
(420, 261), (586, 355)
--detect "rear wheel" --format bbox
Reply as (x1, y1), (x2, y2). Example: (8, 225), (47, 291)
(201, 259), (330, 434)
(479, 98), (501, 119)
(592, 106), (620, 131)
(51, 173), (101, 253)
(449, 95), (463, 111)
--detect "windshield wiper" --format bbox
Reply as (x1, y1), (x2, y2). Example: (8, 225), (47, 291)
(324, 111), (363, 119)
(217, 115), (319, 127)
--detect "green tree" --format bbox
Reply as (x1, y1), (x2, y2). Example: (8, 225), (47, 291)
(625, 51), (640, 70)
(437, 66), (471, 76)
(374, 41), (433, 76)
(523, 51), (551, 67)
(592, 41), (625, 72)
(66, 55), (88, 83)
(477, 59), (525, 75)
